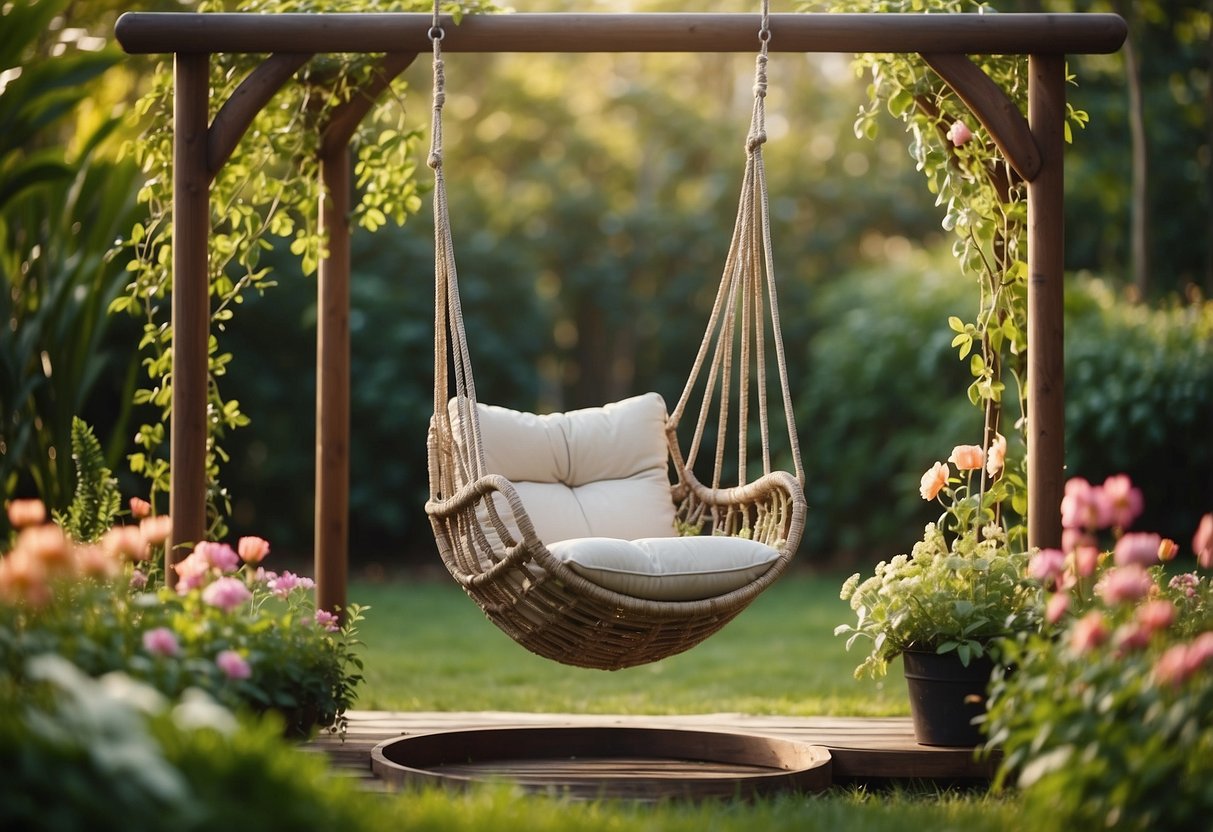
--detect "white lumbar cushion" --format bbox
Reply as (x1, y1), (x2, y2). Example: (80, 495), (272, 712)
(548, 535), (782, 602)
(448, 392), (677, 543)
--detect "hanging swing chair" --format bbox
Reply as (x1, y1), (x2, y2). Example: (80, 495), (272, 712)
(425, 5), (806, 671)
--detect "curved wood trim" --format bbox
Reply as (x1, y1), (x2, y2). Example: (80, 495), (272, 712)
(922, 52), (1042, 182)
(208, 52), (312, 178)
(319, 51), (418, 158)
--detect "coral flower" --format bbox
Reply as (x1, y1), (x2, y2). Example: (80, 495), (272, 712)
(237, 536), (271, 565)
(919, 461), (949, 501)
(129, 497), (152, 519)
(1157, 538), (1178, 563)
(0, 549), (51, 607)
(1194, 513), (1213, 570)
(985, 433), (1007, 477)
(1136, 599), (1176, 634)
(215, 649), (252, 680)
(6, 499), (47, 529)
(101, 525), (149, 563)
(140, 515), (172, 546)
(18, 525), (72, 572)
(948, 445), (984, 471)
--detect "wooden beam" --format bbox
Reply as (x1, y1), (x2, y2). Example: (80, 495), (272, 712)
(168, 52), (211, 578)
(208, 53), (312, 177)
(922, 53), (1041, 182)
(1026, 53), (1066, 552)
(116, 12), (1127, 56)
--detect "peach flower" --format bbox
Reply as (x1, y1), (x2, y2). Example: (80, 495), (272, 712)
(985, 433), (1007, 477)
(6, 499), (46, 529)
(948, 445), (985, 471)
(919, 461), (949, 501)
(129, 497), (152, 519)
(237, 536), (270, 565)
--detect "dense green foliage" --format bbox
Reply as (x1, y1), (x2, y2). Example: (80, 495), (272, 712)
(54, 417), (122, 543)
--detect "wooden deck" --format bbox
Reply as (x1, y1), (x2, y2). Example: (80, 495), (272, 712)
(307, 710), (998, 792)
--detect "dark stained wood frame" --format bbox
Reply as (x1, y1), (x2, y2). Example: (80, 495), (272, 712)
(114, 12), (1127, 615)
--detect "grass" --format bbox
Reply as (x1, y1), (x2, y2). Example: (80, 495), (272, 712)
(341, 568), (1027, 831)
(350, 569), (907, 715)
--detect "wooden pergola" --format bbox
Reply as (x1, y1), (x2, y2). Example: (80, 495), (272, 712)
(114, 11), (1127, 615)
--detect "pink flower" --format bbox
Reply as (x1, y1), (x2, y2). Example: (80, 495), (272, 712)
(985, 433), (1007, 478)
(237, 536), (270, 565)
(73, 544), (118, 579)
(314, 609), (340, 632)
(1102, 474), (1143, 530)
(174, 550), (211, 594)
(252, 567), (278, 586)
(1098, 564), (1154, 605)
(1073, 544), (1101, 578)
(1185, 631), (1213, 672)
(1154, 644), (1191, 688)
(946, 119), (973, 146)
(6, 499), (46, 529)
(142, 627), (180, 658)
(201, 576), (252, 612)
(195, 541), (240, 573)
(1114, 624), (1151, 653)
(140, 515), (172, 546)
(1029, 548), (1067, 588)
(130, 569), (149, 590)
(215, 649), (251, 680)
(1060, 478), (1112, 531)
(270, 570), (315, 598)
(1045, 592), (1070, 625)
(1194, 513), (1213, 569)
(1169, 572), (1201, 598)
(919, 461), (949, 501)
(948, 445), (984, 472)
(1070, 611), (1108, 654)
(1136, 599), (1175, 633)
(129, 497), (152, 519)
(1113, 532), (1162, 568)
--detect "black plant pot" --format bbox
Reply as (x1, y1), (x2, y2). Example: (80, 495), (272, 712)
(902, 648), (995, 747)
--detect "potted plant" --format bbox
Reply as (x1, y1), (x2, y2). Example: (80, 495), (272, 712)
(835, 440), (1043, 746)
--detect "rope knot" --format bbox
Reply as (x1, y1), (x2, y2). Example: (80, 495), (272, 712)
(746, 131), (767, 152)
(427, 152), (443, 170)
(752, 54), (768, 99)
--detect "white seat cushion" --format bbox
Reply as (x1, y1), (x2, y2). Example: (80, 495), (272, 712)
(548, 536), (782, 601)
(449, 393), (677, 543)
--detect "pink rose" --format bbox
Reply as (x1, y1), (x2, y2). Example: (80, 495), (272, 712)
(1194, 513), (1213, 569)
(7, 499), (47, 529)
(946, 119), (973, 146)
(1098, 564), (1154, 605)
(919, 461), (949, 501)
(129, 497), (152, 519)
(1102, 474), (1143, 530)
(195, 541), (240, 573)
(237, 536), (271, 564)
(1135, 599), (1175, 633)
(1029, 548), (1067, 588)
(142, 626), (180, 658)
(201, 576), (252, 613)
(1113, 532), (1162, 568)
(215, 649), (251, 680)
(1060, 478), (1112, 531)
(1045, 592), (1070, 625)
(948, 445), (984, 472)
(1070, 611), (1108, 654)
(985, 433), (1007, 478)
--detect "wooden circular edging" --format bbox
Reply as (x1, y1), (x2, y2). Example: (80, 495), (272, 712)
(371, 726), (832, 800)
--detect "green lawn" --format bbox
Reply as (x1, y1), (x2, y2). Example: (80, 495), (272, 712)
(344, 569), (1026, 831)
(350, 569), (907, 715)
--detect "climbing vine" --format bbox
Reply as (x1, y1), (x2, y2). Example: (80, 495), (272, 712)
(114, 0), (492, 537)
(810, 0), (1089, 541)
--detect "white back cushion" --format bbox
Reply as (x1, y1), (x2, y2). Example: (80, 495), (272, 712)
(449, 393), (677, 543)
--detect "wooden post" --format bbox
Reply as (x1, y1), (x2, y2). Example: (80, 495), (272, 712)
(316, 147), (351, 616)
(1027, 53), (1066, 552)
(168, 52), (211, 579)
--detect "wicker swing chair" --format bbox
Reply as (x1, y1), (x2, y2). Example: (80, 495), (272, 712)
(424, 7), (806, 671)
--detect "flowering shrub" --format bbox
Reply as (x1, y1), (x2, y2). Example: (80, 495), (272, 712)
(985, 477), (1213, 831)
(0, 654), (384, 832)
(836, 440), (1041, 678)
(0, 500), (365, 737)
